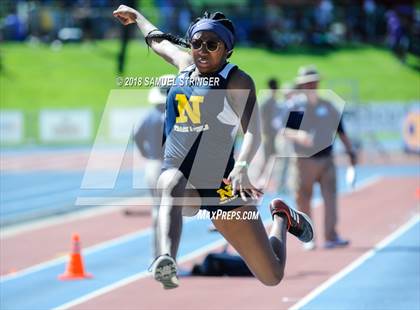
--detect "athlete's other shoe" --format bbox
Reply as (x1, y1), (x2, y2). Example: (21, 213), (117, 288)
(270, 198), (314, 243)
(149, 254), (179, 289)
(324, 237), (350, 249)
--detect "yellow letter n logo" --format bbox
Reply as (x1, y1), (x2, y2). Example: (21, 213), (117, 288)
(217, 184), (234, 202)
(175, 94), (204, 124)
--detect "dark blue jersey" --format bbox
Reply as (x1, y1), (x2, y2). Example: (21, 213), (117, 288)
(163, 63), (239, 188)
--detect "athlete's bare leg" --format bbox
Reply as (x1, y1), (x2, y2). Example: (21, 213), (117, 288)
(212, 205), (287, 286)
(156, 168), (200, 258)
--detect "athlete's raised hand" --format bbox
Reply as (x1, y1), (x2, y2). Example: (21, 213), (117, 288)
(112, 5), (192, 70)
(113, 5), (139, 25)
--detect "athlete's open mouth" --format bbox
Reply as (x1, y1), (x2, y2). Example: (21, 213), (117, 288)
(198, 58), (210, 65)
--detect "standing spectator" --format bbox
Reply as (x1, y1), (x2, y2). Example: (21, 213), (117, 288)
(363, 0), (377, 42)
(117, 0), (137, 73)
(315, 0), (334, 32)
(259, 79), (294, 193)
(284, 65), (357, 250)
(260, 78), (281, 166)
(273, 83), (296, 194)
(258, 78), (282, 189)
(156, 0), (177, 33)
(386, 10), (409, 62)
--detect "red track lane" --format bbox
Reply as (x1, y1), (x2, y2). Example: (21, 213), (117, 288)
(68, 177), (418, 310)
(0, 202), (153, 275)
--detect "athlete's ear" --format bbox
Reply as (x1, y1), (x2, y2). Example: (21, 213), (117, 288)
(226, 50), (233, 59)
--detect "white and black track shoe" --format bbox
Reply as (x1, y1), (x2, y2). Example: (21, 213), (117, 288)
(149, 254), (179, 289)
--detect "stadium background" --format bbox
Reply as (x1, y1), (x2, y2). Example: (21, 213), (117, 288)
(1, 0), (419, 148)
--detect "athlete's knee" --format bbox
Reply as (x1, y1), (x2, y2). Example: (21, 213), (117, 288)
(259, 270), (284, 286)
(261, 274), (283, 286)
(158, 171), (185, 197)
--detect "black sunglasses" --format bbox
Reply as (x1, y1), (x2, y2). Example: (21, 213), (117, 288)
(190, 39), (221, 52)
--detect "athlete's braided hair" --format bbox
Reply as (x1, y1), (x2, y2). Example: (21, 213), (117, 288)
(145, 11), (235, 53)
(145, 31), (190, 48)
(191, 11), (235, 39)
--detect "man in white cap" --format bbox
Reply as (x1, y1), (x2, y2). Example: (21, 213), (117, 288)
(283, 65), (357, 250)
(132, 74), (179, 257)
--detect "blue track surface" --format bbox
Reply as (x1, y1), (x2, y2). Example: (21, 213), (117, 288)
(301, 221), (420, 310)
(0, 171), (146, 226)
(0, 163), (418, 309)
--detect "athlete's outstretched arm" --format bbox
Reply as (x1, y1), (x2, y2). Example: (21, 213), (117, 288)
(113, 5), (192, 70)
(226, 69), (263, 199)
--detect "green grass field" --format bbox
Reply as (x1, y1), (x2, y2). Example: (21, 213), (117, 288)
(0, 40), (419, 110)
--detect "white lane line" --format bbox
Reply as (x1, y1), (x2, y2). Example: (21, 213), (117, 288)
(289, 214), (420, 310)
(54, 238), (228, 310)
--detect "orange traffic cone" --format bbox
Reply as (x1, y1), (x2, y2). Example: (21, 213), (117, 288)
(58, 233), (93, 280)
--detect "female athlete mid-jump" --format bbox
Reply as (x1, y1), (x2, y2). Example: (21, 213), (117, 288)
(113, 5), (314, 289)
